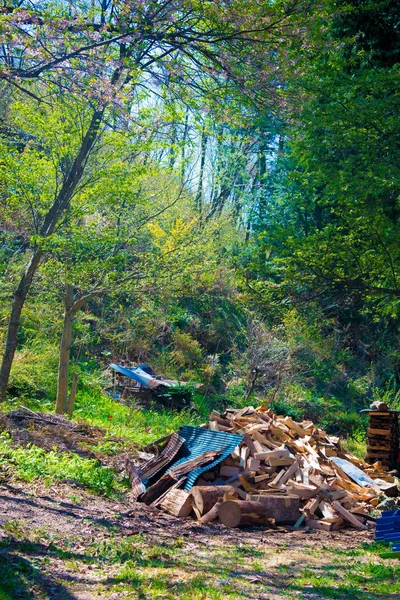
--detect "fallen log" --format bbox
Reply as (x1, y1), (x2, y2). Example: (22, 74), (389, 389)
(191, 485), (236, 516)
(219, 500), (272, 528)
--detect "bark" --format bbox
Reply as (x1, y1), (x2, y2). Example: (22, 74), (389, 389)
(195, 124), (207, 213)
(67, 372), (79, 416)
(0, 250), (42, 400)
(219, 500), (272, 528)
(191, 485), (236, 516)
(56, 284), (74, 415)
(0, 108), (104, 401)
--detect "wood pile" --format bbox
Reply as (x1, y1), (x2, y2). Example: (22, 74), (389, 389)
(365, 405), (399, 470)
(130, 404), (399, 531)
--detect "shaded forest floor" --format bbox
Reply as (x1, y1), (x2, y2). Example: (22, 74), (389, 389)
(0, 399), (399, 599)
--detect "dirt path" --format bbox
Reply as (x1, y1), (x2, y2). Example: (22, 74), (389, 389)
(1, 480), (391, 600)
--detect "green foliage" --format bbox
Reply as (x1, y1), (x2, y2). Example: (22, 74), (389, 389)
(72, 388), (200, 446)
(0, 433), (121, 496)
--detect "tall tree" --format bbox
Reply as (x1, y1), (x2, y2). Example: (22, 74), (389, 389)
(0, 0), (306, 399)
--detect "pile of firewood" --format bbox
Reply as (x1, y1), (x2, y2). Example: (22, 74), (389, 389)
(365, 401), (399, 470)
(128, 405), (399, 531)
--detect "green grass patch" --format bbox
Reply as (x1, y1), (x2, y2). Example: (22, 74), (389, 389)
(0, 433), (124, 496)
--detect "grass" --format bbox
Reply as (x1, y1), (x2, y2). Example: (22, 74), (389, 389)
(341, 436), (367, 461)
(3, 387), (202, 446)
(2, 523), (400, 600)
(0, 386), (206, 499)
(0, 432), (124, 496)
(0, 386), (398, 598)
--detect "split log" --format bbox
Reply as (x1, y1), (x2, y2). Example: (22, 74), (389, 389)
(191, 485), (236, 516)
(246, 494), (300, 524)
(160, 489), (193, 517)
(332, 501), (368, 530)
(219, 500), (272, 528)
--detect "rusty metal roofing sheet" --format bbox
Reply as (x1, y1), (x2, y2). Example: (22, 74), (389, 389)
(166, 426), (242, 490)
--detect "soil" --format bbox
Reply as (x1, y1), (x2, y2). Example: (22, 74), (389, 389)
(0, 409), (386, 600)
(0, 479), (377, 600)
(0, 409), (139, 471)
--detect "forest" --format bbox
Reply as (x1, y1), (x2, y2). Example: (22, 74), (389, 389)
(0, 1), (399, 598)
(1, 0), (399, 434)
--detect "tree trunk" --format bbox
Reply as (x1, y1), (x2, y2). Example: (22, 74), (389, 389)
(0, 250), (42, 400)
(67, 372), (79, 416)
(56, 284), (74, 415)
(191, 485), (236, 516)
(195, 124), (207, 213)
(219, 500), (272, 528)
(0, 108), (104, 401)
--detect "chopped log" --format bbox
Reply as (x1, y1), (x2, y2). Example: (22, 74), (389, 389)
(254, 449), (289, 460)
(319, 501), (337, 520)
(284, 416), (307, 438)
(242, 433), (258, 455)
(247, 458), (261, 471)
(246, 494), (300, 524)
(267, 457), (296, 467)
(150, 476), (186, 507)
(306, 519), (341, 532)
(219, 500), (273, 528)
(191, 485), (236, 516)
(277, 460), (300, 485)
(240, 446), (250, 468)
(303, 497), (320, 515)
(370, 401), (388, 411)
(198, 501), (222, 524)
(160, 489), (193, 517)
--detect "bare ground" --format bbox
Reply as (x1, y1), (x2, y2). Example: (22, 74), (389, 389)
(0, 411), (397, 600)
(0, 479), (383, 600)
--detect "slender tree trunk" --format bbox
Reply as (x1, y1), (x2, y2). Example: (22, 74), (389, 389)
(0, 107), (104, 401)
(0, 250), (42, 400)
(195, 124), (207, 213)
(181, 109), (189, 185)
(56, 284), (74, 415)
(67, 372), (79, 416)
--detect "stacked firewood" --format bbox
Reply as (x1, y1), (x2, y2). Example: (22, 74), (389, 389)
(129, 405), (399, 530)
(365, 402), (399, 470)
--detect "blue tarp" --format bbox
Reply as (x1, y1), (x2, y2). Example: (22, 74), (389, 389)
(331, 457), (376, 488)
(110, 363), (165, 388)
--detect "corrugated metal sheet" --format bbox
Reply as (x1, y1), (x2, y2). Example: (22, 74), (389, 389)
(138, 432), (184, 482)
(165, 426), (242, 490)
(375, 510), (400, 545)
